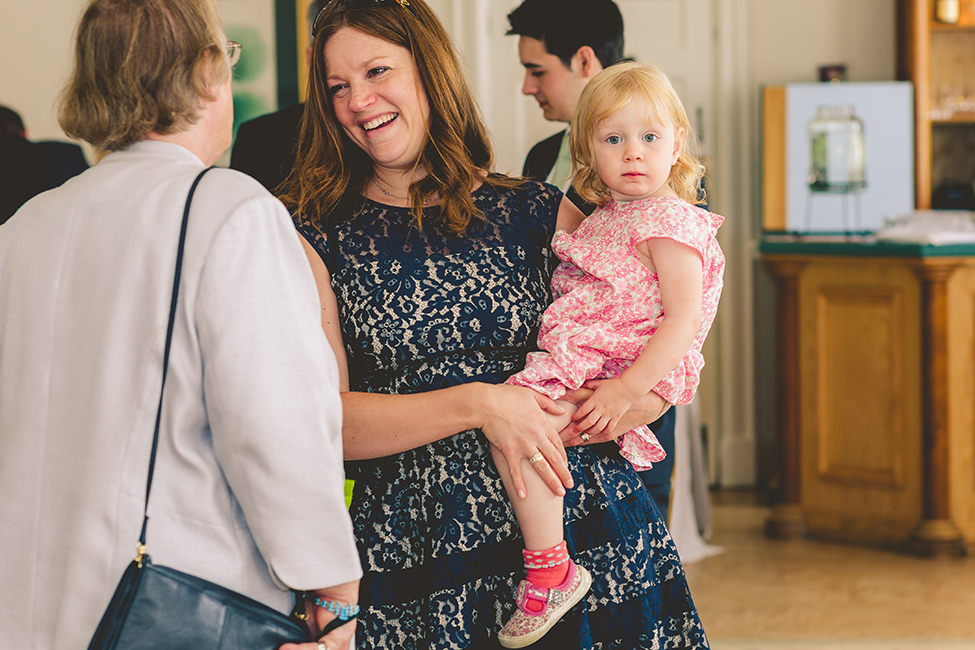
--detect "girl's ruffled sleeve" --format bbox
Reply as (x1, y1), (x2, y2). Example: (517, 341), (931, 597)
(629, 199), (722, 262)
(652, 356), (704, 407)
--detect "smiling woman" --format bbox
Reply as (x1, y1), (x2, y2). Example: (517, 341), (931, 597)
(279, 0), (522, 233)
(323, 28), (431, 183)
(277, 1), (710, 649)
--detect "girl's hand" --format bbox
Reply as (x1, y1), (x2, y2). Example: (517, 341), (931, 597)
(570, 377), (644, 436)
(559, 382), (670, 447)
(476, 384), (572, 499)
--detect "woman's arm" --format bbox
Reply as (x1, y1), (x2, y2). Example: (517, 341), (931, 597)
(555, 196), (585, 233)
(298, 237), (573, 497)
(300, 237), (349, 391)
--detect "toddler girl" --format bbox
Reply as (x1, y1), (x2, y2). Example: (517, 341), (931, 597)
(495, 62), (725, 648)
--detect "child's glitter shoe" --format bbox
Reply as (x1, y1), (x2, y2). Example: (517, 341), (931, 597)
(497, 559), (592, 648)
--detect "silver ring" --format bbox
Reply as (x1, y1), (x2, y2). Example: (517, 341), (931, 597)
(317, 643), (329, 650)
(580, 433), (590, 443)
(528, 452), (544, 463)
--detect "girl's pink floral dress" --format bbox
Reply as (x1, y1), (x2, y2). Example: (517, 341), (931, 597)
(507, 196), (725, 470)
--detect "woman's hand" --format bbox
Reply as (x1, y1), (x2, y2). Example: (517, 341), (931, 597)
(279, 580), (359, 650)
(476, 383), (573, 499)
(558, 382), (670, 447)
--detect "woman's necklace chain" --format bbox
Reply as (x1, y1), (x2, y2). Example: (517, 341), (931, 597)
(373, 177), (409, 201)
(373, 177), (435, 206)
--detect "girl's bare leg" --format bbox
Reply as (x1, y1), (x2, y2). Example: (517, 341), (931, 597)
(491, 399), (578, 549)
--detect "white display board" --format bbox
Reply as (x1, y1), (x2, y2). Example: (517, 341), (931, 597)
(779, 82), (915, 232)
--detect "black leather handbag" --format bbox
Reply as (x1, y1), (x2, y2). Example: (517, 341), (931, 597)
(87, 167), (311, 650)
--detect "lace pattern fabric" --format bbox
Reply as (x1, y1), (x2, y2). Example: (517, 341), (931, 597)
(295, 179), (709, 649)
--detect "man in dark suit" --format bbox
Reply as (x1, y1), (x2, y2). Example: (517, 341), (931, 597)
(1, 106), (88, 225)
(507, 0), (625, 214)
(229, 102), (305, 193)
(229, 0), (326, 193)
(507, 0), (678, 522)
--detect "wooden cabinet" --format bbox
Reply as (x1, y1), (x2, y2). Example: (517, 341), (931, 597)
(761, 239), (975, 556)
(897, 0), (975, 209)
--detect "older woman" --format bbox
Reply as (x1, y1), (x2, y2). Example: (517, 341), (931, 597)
(282, 1), (709, 648)
(0, 1), (360, 649)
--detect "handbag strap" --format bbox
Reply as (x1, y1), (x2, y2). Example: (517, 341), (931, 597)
(138, 166), (214, 551)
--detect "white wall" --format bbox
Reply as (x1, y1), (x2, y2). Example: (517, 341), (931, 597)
(0, 0), (895, 167)
(715, 0), (895, 486)
(0, 0), (897, 488)
(0, 2), (87, 144)
(746, 0), (896, 85)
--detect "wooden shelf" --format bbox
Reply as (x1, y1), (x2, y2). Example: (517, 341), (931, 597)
(898, 0), (975, 208)
(930, 21), (975, 30)
(931, 112), (975, 124)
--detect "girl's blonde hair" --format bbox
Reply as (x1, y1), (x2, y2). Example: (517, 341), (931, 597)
(569, 61), (705, 206)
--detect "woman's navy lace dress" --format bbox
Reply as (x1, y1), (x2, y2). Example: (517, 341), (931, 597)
(295, 179), (709, 650)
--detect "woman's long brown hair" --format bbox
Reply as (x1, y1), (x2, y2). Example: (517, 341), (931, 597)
(278, 0), (521, 234)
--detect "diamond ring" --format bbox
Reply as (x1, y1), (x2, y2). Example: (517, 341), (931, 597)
(528, 452), (544, 463)
(580, 433), (590, 443)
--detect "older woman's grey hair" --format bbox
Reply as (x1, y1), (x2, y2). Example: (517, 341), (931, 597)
(58, 0), (231, 151)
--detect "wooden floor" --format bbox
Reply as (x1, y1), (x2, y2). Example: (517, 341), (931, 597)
(683, 491), (975, 649)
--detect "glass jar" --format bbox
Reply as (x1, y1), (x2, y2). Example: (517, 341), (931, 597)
(936, 0), (960, 23)
(807, 105), (867, 193)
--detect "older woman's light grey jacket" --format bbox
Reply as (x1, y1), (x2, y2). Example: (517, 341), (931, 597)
(0, 141), (361, 649)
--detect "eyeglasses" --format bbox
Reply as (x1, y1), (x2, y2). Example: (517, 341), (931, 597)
(225, 41), (242, 67)
(312, 0), (414, 35)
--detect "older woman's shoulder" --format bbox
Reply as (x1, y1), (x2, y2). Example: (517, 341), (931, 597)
(210, 167), (282, 199)
(199, 167), (296, 215)
(181, 167), (296, 234)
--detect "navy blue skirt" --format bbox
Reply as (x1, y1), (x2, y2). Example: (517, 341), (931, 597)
(348, 432), (709, 650)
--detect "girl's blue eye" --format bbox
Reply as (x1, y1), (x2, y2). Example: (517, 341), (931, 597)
(606, 135), (621, 145)
(643, 133), (658, 143)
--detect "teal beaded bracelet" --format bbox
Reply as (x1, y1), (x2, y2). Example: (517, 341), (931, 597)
(312, 598), (360, 621)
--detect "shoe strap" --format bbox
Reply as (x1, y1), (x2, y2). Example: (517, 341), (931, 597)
(516, 581), (567, 614)
(525, 584), (550, 603)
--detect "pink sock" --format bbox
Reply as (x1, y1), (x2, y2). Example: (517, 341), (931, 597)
(522, 541), (570, 612)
